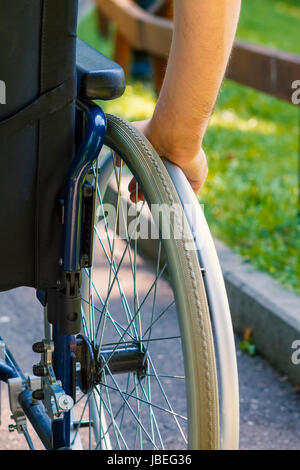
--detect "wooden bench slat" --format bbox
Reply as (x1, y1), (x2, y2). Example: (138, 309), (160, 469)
(96, 0), (300, 102)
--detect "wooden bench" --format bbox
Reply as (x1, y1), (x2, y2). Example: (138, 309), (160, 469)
(95, 0), (300, 102)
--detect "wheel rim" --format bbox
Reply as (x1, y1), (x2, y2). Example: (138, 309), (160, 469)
(71, 148), (190, 450)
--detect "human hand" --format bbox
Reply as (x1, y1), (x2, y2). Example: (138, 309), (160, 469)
(128, 119), (208, 202)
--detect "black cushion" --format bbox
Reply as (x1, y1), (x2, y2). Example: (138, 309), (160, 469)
(0, 0), (77, 291)
(76, 39), (126, 100)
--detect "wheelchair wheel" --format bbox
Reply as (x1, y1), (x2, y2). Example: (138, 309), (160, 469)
(71, 114), (239, 450)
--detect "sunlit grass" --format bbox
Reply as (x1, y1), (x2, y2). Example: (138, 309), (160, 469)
(202, 81), (299, 293)
(99, 83), (156, 121)
(237, 0), (300, 54)
(210, 111), (278, 135)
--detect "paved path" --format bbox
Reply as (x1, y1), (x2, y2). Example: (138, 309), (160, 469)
(0, 264), (300, 449)
(0, 0), (299, 451)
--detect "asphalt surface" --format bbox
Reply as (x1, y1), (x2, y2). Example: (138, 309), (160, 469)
(1, 0), (299, 452)
(1, 260), (300, 449)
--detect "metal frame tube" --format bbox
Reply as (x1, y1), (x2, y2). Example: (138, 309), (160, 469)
(52, 101), (107, 448)
(63, 100), (106, 271)
(0, 335), (25, 382)
(52, 328), (72, 449)
(0, 362), (18, 383)
(0, 102), (107, 450)
(18, 389), (52, 450)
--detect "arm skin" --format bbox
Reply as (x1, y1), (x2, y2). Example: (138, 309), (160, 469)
(131, 0), (241, 199)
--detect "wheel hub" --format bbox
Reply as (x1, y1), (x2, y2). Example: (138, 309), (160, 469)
(75, 335), (147, 394)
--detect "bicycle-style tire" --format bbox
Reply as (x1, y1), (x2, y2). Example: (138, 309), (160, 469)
(74, 114), (235, 450)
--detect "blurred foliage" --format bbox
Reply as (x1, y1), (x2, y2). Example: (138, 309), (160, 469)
(238, 0), (300, 54)
(240, 340), (257, 357)
(78, 1), (300, 293)
(240, 328), (257, 356)
(202, 82), (299, 294)
(78, 12), (156, 121)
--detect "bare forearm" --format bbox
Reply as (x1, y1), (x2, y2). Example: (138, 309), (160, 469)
(150, 0), (241, 159)
(133, 0), (241, 197)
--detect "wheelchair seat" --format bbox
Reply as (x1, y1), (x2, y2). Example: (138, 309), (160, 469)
(76, 39), (126, 101)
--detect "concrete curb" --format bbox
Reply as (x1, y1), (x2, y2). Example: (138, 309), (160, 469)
(214, 239), (300, 385)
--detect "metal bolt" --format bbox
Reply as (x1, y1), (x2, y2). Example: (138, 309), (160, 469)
(8, 424), (17, 432)
(58, 394), (73, 411)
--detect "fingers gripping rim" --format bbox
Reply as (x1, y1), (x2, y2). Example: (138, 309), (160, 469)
(103, 113), (220, 449)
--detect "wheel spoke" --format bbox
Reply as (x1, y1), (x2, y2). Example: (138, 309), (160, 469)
(142, 300), (175, 338)
(74, 147), (194, 450)
(99, 379), (187, 422)
(147, 355), (187, 444)
(93, 386), (128, 450)
(98, 156), (123, 352)
(95, 200), (147, 341)
(98, 368), (159, 449)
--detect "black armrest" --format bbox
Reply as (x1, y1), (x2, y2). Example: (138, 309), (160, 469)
(76, 38), (126, 101)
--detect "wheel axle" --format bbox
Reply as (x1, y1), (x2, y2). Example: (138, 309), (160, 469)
(75, 335), (147, 394)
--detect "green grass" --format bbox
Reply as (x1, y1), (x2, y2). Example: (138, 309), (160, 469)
(237, 0), (300, 54)
(203, 82), (299, 292)
(78, 1), (300, 293)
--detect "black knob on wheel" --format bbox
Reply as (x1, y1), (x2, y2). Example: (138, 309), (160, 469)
(32, 342), (45, 353)
(33, 364), (47, 377)
(32, 389), (44, 400)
